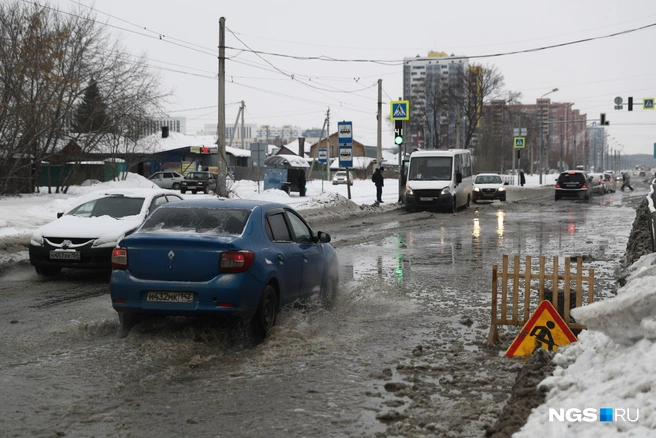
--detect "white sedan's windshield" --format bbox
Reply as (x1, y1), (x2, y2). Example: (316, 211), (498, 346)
(475, 175), (502, 184)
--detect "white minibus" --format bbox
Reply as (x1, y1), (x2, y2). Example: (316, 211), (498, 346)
(403, 149), (473, 213)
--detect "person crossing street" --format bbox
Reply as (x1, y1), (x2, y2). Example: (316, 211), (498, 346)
(621, 172), (634, 192)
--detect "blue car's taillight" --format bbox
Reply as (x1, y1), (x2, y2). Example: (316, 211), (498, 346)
(219, 250), (255, 274)
(111, 247), (128, 269)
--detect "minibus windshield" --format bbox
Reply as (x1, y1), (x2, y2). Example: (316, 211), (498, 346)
(408, 157), (452, 181)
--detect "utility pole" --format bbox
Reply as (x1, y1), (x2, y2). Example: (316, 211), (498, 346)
(376, 79), (382, 166)
(241, 100), (245, 150)
(326, 108), (331, 182)
(216, 17), (227, 196)
(228, 102), (243, 148)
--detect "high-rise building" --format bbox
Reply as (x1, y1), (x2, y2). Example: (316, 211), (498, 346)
(403, 51), (469, 149)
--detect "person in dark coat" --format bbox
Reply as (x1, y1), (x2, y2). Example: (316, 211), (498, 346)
(520, 170), (526, 187)
(297, 172), (306, 197)
(372, 167), (384, 203)
(620, 172), (633, 191)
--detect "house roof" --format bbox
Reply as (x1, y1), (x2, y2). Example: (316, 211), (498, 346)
(264, 155), (310, 168)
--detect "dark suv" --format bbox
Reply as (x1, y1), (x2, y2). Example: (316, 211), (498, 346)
(180, 171), (217, 194)
(555, 171), (592, 201)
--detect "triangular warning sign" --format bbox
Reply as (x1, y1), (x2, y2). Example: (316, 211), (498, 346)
(393, 104), (406, 118)
(505, 300), (578, 358)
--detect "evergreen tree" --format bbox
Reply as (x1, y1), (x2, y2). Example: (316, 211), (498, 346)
(72, 78), (110, 133)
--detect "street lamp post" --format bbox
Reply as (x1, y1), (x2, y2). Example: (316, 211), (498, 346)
(539, 88), (559, 184)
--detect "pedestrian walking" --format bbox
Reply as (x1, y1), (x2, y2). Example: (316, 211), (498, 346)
(620, 172), (634, 191)
(297, 172), (306, 197)
(372, 167), (384, 203)
(520, 170), (526, 187)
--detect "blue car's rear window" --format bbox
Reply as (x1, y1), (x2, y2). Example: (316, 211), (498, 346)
(140, 207), (251, 236)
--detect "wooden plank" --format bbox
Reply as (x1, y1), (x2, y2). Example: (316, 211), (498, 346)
(501, 255), (509, 321)
(552, 256), (559, 311)
(575, 257), (583, 308)
(589, 268), (595, 303)
(539, 256), (546, 301)
(564, 257), (571, 323)
(512, 255), (520, 323)
(524, 256), (532, 321)
(487, 264), (500, 345)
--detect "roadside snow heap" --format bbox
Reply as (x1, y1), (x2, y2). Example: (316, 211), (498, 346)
(516, 252), (656, 437)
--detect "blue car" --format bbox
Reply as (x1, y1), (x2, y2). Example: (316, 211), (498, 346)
(109, 198), (339, 338)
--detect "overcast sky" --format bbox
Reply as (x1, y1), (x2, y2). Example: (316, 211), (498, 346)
(58, 0), (656, 155)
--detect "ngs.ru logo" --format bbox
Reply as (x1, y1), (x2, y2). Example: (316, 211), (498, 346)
(549, 408), (639, 422)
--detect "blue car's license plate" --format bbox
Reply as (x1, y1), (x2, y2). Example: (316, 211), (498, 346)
(146, 291), (194, 303)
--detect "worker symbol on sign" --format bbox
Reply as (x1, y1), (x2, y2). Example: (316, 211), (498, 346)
(530, 320), (557, 351)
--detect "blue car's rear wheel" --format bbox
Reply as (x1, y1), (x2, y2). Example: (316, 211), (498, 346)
(118, 312), (146, 338)
(250, 284), (278, 340)
(320, 269), (339, 310)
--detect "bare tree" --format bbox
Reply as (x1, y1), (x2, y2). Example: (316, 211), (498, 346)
(0, 1), (169, 195)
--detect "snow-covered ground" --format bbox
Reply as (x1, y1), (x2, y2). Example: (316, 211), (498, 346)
(1, 172), (655, 436)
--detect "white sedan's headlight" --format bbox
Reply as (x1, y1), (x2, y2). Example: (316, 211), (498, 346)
(498, 187), (506, 192)
(473, 187), (480, 192)
(30, 234), (43, 246)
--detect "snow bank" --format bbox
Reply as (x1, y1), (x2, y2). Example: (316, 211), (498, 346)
(516, 252), (656, 437)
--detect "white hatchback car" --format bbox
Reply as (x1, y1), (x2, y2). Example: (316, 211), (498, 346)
(28, 188), (183, 276)
(472, 173), (507, 203)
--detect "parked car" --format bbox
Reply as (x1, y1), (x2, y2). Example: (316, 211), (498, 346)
(603, 172), (617, 193)
(109, 199), (339, 339)
(639, 170), (646, 177)
(29, 188), (183, 276)
(332, 170), (354, 185)
(588, 172), (607, 195)
(554, 170), (593, 201)
(472, 173), (507, 203)
(180, 171), (217, 194)
(148, 171), (185, 190)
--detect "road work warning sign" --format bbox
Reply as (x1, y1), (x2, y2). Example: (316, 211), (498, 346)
(505, 300), (577, 358)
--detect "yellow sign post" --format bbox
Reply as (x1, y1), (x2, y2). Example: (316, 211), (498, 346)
(505, 300), (577, 358)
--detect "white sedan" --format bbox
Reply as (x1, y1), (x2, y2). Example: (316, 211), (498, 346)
(472, 173), (508, 203)
(28, 188), (183, 276)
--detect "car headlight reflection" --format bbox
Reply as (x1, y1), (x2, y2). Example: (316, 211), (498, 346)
(441, 187), (450, 195)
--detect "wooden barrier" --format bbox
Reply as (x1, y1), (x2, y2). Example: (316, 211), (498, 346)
(486, 255), (594, 345)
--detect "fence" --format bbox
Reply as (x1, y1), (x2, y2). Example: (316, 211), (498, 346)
(486, 254), (595, 345)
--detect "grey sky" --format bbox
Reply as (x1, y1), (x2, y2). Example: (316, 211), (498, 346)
(69, 0), (656, 156)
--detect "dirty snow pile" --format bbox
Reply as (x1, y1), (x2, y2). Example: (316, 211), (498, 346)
(516, 252), (656, 437)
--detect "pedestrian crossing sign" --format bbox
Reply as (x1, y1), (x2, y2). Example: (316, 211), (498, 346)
(643, 98), (654, 110)
(390, 100), (410, 121)
(505, 300), (577, 358)
(514, 137), (526, 149)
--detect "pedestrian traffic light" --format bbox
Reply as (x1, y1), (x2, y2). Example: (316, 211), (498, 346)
(394, 120), (403, 145)
(628, 97), (633, 111)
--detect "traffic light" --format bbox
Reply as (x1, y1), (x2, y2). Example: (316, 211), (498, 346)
(628, 97), (633, 111)
(394, 120), (403, 145)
